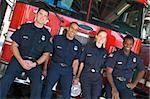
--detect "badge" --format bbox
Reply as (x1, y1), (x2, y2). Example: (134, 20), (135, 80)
(74, 46), (78, 51)
(133, 57), (136, 63)
(41, 35), (46, 41)
(91, 69), (96, 73)
(103, 54), (107, 58)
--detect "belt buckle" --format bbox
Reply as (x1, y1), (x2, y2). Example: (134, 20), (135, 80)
(60, 63), (67, 67)
(117, 77), (126, 81)
(91, 69), (96, 73)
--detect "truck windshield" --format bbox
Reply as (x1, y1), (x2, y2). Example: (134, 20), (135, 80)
(44, 0), (145, 38)
(17, 0), (145, 38)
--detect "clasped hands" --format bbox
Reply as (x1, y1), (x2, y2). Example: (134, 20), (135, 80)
(19, 59), (37, 70)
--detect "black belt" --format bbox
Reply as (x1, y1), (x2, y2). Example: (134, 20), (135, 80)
(23, 56), (36, 61)
(52, 60), (68, 67)
(59, 63), (68, 67)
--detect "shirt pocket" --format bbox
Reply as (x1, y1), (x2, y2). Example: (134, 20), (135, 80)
(126, 58), (137, 70)
(116, 61), (124, 69)
(85, 52), (95, 65)
(35, 39), (45, 53)
(55, 45), (63, 56)
(20, 35), (30, 48)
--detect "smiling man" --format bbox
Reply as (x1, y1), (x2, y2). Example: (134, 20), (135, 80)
(105, 35), (145, 99)
(0, 8), (52, 99)
(42, 22), (82, 99)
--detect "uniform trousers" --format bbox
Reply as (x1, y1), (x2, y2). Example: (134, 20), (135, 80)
(0, 56), (42, 99)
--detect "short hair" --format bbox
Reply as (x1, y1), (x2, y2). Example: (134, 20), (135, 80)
(70, 22), (79, 26)
(37, 8), (49, 15)
(123, 35), (134, 43)
(97, 30), (107, 35)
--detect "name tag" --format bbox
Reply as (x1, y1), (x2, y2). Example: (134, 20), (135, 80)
(22, 36), (28, 39)
(117, 61), (123, 65)
(56, 45), (62, 49)
(87, 54), (92, 57)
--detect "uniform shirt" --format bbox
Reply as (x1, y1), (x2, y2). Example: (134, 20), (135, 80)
(11, 23), (52, 60)
(105, 49), (145, 79)
(52, 34), (82, 66)
(80, 42), (107, 72)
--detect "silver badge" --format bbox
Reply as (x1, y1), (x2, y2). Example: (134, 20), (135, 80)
(41, 35), (46, 41)
(103, 54), (107, 58)
(74, 46), (78, 51)
(133, 58), (136, 63)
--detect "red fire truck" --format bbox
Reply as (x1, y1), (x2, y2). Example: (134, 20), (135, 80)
(0, 0), (149, 98)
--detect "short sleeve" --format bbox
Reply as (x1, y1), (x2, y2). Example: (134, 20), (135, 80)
(10, 25), (24, 45)
(43, 31), (53, 53)
(74, 43), (82, 60)
(136, 58), (145, 71)
(79, 46), (87, 62)
(43, 40), (53, 53)
(105, 53), (116, 69)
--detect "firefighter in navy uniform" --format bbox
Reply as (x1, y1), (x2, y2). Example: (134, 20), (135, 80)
(42, 22), (82, 99)
(75, 30), (108, 99)
(105, 35), (145, 99)
(0, 8), (52, 99)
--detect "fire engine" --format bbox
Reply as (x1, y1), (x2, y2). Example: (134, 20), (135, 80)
(0, 0), (149, 98)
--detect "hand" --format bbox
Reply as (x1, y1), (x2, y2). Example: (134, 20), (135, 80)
(42, 70), (47, 77)
(24, 60), (36, 68)
(19, 59), (32, 70)
(126, 83), (136, 90)
(72, 77), (79, 85)
(112, 88), (119, 99)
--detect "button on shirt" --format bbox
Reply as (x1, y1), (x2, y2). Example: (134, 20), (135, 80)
(80, 42), (107, 72)
(11, 23), (52, 60)
(105, 49), (145, 79)
(52, 34), (82, 66)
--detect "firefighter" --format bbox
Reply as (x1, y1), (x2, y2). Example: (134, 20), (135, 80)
(42, 22), (82, 99)
(0, 8), (52, 99)
(75, 30), (108, 99)
(105, 35), (145, 99)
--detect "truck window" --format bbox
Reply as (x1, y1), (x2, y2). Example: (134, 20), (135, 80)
(89, 0), (145, 38)
(45, 0), (90, 21)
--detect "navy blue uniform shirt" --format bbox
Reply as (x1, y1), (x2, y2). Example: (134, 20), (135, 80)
(52, 34), (82, 66)
(105, 49), (145, 79)
(80, 42), (107, 72)
(11, 23), (52, 60)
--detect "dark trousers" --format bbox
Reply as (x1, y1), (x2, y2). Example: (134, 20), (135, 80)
(0, 57), (42, 99)
(105, 79), (136, 99)
(42, 62), (73, 99)
(80, 72), (102, 99)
